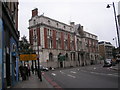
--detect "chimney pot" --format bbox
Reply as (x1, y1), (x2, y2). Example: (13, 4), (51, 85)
(70, 22), (75, 26)
(32, 8), (38, 17)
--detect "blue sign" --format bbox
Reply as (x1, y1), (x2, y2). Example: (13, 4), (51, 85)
(0, 19), (2, 49)
(0, 18), (3, 89)
(12, 52), (16, 56)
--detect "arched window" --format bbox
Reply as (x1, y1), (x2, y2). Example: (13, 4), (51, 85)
(49, 52), (53, 61)
(65, 53), (68, 61)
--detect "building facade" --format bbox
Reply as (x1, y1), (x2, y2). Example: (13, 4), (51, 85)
(98, 41), (114, 59)
(28, 8), (99, 68)
(84, 31), (99, 65)
(0, 1), (19, 89)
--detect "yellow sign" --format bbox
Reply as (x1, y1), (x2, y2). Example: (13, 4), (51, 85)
(20, 54), (37, 61)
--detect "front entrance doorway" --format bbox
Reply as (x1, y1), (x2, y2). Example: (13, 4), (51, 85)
(60, 62), (63, 68)
(6, 53), (11, 86)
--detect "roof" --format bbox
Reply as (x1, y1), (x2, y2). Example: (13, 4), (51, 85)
(38, 15), (73, 28)
(98, 41), (114, 47)
(73, 24), (84, 35)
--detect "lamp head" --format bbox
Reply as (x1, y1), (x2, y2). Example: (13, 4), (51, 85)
(106, 4), (110, 8)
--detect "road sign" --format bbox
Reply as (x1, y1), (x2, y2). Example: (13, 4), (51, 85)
(20, 54), (37, 61)
(58, 55), (65, 61)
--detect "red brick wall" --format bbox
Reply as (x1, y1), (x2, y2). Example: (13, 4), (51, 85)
(91, 40), (93, 52)
(44, 28), (48, 48)
(74, 36), (76, 50)
(68, 33), (70, 50)
(61, 32), (64, 50)
(37, 27), (41, 46)
(52, 30), (56, 49)
(88, 39), (90, 52)
(29, 29), (33, 45)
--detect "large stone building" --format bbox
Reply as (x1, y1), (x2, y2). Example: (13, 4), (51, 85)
(84, 31), (99, 65)
(98, 41), (114, 59)
(28, 8), (99, 68)
(0, 1), (19, 89)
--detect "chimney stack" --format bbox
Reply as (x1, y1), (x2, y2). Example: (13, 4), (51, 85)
(32, 8), (38, 17)
(81, 26), (83, 29)
(70, 22), (75, 26)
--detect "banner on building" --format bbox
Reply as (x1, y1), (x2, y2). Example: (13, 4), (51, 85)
(20, 54), (37, 61)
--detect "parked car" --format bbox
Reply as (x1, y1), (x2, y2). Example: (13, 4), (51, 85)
(103, 59), (112, 67)
(39, 65), (49, 71)
(34, 65), (49, 71)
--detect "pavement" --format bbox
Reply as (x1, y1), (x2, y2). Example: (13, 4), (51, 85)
(12, 72), (54, 89)
(110, 63), (120, 71)
(10, 63), (119, 89)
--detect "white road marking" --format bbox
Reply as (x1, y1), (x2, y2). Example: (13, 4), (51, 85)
(112, 73), (118, 75)
(67, 74), (76, 78)
(90, 71), (119, 77)
(93, 67), (96, 70)
(81, 70), (119, 77)
(107, 74), (118, 77)
(78, 69), (79, 71)
(90, 72), (105, 75)
(70, 71), (77, 74)
(51, 73), (56, 76)
(60, 71), (65, 74)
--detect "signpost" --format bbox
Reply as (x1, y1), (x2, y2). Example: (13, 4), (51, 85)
(19, 54), (37, 61)
(58, 55), (65, 62)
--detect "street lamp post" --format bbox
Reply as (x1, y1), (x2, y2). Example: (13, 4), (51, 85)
(37, 42), (42, 81)
(36, 23), (42, 81)
(107, 2), (120, 51)
(113, 37), (117, 47)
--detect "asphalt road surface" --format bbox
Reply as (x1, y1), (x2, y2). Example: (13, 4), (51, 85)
(45, 64), (119, 88)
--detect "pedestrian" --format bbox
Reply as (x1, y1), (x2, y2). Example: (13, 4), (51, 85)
(24, 64), (29, 80)
(19, 64), (26, 81)
(49, 67), (52, 70)
(38, 69), (42, 82)
(27, 64), (31, 76)
(35, 66), (37, 75)
(31, 65), (34, 74)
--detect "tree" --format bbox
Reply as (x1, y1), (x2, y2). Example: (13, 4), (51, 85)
(19, 36), (34, 54)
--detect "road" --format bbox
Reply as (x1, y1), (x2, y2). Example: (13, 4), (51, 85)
(45, 64), (119, 88)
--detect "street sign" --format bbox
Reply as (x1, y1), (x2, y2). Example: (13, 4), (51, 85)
(20, 54), (37, 61)
(58, 55), (65, 61)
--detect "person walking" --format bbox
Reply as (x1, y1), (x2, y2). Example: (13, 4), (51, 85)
(31, 65), (34, 74)
(19, 64), (26, 81)
(24, 64), (29, 80)
(27, 64), (31, 76)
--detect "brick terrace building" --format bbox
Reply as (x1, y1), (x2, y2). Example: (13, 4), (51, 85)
(84, 31), (99, 65)
(28, 8), (99, 68)
(98, 41), (114, 59)
(1, 0), (19, 88)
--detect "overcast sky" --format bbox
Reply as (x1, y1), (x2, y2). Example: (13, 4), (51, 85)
(18, 0), (120, 47)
